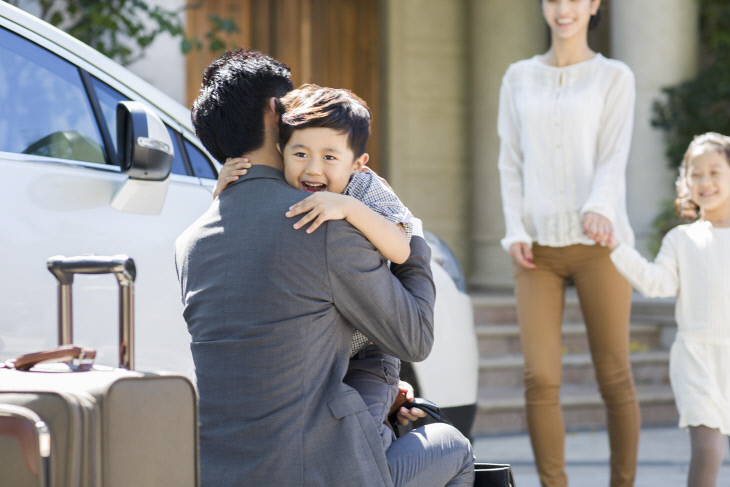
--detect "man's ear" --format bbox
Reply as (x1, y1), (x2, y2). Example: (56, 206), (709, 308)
(269, 97), (278, 115)
(277, 142), (282, 155)
(353, 153), (369, 172)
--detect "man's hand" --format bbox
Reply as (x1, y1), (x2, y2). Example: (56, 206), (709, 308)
(390, 381), (427, 426)
(285, 192), (356, 233)
(509, 242), (536, 270)
(213, 157), (251, 199)
(581, 211), (614, 247)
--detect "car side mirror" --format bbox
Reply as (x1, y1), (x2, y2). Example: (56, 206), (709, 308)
(111, 101), (173, 215)
(116, 101), (173, 181)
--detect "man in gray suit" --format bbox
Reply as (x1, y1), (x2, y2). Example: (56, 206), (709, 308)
(175, 49), (474, 486)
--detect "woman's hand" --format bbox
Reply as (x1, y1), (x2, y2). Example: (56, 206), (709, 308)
(285, 192), (355, 233)
(213, 157), (251, 199)
(509, 242), (536, 270)
(581, 211), (613, 246)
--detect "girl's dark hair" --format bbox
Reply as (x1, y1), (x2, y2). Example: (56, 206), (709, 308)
(675, 132), (730, 219)
(278, 84), (371, 158)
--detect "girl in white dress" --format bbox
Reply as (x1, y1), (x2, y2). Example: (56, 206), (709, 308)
(609, 132), (730, 487)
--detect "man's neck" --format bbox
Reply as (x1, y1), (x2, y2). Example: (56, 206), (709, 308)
(244, 114), (284, 171)
(243, 145), (284, 171)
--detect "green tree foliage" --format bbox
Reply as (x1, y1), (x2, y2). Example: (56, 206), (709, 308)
(8, 0), (239, 66)
(652, 0), (730, 168)
(649, 0), (730, 252)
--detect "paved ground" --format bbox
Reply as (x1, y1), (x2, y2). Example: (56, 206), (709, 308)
(473, 426), (730, 486)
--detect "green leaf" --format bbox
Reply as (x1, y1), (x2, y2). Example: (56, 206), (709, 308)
(209, 38), (225, 52)
(49, 11), (63, 26)
(18, 0), (242, 65)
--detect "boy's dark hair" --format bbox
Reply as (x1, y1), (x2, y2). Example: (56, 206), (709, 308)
(191, 49), (293, 163)
(278, 84), (371, 158)
(675, 132), (730, 219)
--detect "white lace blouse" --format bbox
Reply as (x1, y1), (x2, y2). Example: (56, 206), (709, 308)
(497, 53), (635, 250)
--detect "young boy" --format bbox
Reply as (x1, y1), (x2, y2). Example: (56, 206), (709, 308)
(217, 84), (422, 450)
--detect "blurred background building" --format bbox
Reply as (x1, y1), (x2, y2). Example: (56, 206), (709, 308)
(121, 0), (700, 289)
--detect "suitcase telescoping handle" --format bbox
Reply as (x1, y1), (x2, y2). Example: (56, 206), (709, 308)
(46, 255), (136, 370)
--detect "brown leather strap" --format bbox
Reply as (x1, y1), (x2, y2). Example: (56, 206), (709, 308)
(5, 345), (96, 371)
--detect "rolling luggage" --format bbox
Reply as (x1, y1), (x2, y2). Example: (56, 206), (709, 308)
(0, 255), (199, 487)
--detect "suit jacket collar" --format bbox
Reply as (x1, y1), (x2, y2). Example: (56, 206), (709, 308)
(228, 164), (286, 189)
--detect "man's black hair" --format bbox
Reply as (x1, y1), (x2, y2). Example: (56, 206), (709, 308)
(191, 49), (293, 163)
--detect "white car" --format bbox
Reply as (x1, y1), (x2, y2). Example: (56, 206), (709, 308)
(0, 2), (477, 437)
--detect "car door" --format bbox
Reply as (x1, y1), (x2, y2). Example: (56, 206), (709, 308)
(0, 22), (214, 376)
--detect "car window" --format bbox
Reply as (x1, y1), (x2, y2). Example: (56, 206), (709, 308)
(166, 127), (189, 176)
(90, 77), (128, 155)
(0, 27), (106, 164)
(90, 77), (189, 176)
(184, 140), (216, 179)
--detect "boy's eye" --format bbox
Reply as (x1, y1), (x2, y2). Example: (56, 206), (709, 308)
(324, 155), (337, 161)
(293, 152), (307, 158)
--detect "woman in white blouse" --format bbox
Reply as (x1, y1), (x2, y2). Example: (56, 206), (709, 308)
(497, 1), (640, 486)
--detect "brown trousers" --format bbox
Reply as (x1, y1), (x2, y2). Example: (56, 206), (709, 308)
(513, 244), (640, 487)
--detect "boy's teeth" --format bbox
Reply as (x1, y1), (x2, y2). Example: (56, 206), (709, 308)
(303, 182), (326, 191)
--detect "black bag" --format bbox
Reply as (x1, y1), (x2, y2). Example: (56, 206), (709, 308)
(396, 399), (516, 486)
(474, 463), (515, 487)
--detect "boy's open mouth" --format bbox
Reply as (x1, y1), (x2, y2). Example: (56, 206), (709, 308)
(301, 182), (327, 193)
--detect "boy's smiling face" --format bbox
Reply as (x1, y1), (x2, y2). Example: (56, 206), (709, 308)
(283, 127), (368, 194)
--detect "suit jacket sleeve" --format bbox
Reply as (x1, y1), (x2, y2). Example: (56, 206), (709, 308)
(326, 221), (435, 362)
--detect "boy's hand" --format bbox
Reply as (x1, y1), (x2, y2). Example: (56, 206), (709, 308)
(213, 157), (251, 199)
(390, 381), (426, 425)
(581, 211), (614, 247)
(286, 192), (356, 233)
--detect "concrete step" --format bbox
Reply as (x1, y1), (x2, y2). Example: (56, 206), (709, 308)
(478, 351), (670, 388)
(477, 322), (662, 357)
(473, 383), (677, 436)
(468, 290), (678, 435)
(471, 291), (582, 326)
(470, 290), (676, 328)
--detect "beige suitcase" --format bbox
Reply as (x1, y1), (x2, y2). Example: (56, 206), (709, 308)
(0, 255), (199, 487)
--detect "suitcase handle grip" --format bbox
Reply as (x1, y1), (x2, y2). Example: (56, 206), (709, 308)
(6, 345), (97, 371)
(46, 255), (136, 370)
(47, 255), (136, 284)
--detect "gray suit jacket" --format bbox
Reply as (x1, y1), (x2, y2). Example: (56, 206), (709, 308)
(175, 166), (435, 486)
